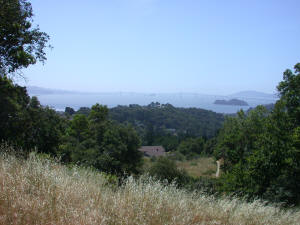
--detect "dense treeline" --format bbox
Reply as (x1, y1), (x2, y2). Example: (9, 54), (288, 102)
(67, 102), (224, 155)
(60, 104), (142, 175)
(109, 102), (224, 139)
(0, 76), (64, 155)
(214, 63), (300, 205)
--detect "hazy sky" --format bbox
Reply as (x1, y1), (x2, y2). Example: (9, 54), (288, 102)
(21, 0), (300, 95)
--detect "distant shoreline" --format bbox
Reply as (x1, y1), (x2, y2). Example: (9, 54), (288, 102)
(27, 89), (277, 114)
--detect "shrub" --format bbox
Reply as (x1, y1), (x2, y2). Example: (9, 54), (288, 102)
(147, 157), (190, 186)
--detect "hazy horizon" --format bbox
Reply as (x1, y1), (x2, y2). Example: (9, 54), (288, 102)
(26, 85), (278, 114)
(17, 0), (300, 95)
(26, 85), (278, 96)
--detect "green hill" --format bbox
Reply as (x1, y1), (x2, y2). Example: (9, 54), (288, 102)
(109, 102), (224, 138)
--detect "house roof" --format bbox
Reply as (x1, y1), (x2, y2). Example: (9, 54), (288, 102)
(139, 146), (166, 157)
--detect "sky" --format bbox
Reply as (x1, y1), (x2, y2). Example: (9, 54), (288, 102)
(20, 0), (300, 95)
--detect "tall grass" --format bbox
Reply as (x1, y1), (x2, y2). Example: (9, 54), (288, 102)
(176, 157), (217, 177)
(0, 148), (299, 224)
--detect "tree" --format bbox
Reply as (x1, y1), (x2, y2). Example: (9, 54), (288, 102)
(89, 103), (108, 123)
(0, 76), (64, 155)
(109, 103), (224, 141)
(0, 1), (60, 154)
(245, 101), (297, 203)
(277, 63), (300, 126)
(89, 104), (109, 148)
(76, 107), (91, 116)
(145, 123), (155, 145)
(214, 107), (269, 172)
(96, 124), (142, 175)
(0, 75), (30, 147)
(59, 103), (143, 176)
(65, 107), (75, 116)
(176, 137), (205, 159)
(214, 64), (300, 205)
(148, 157), (189, 186)
(66, 114), (90, 143)
(26, 104), (64, 155)
(0, 0), (50, 75)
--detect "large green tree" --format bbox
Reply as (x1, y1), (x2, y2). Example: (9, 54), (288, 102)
(0, 76), (30, 146)
(0, 0), (63, 155)
(59, 104), (143, 176)
(0, 76), (64, 155)
(176, 137), (206, 159)
(214, 63), (300, 205)
(214, 106), (269, 172)
(277, 63), (300, 126)
(0, 0), (50, 75)
(96, 124), (142, 175)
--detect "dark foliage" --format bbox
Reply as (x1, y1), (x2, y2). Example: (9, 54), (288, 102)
(59, 104), (143, 176)
(65, 107), (75, 116)
(108, 102), (224, 152)
(0, 76), (65, 155)
(0, 0), (50, 75)
(148, 157), (189, 186)
(214, 63), (300, 206)
(110, 103), (224, 139)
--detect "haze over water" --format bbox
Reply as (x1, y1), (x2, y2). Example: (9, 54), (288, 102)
(30, 91), (277, 114)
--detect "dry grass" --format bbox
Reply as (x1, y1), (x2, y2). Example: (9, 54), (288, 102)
(176, 157), (217, 178)
(0, 149), (299, 225)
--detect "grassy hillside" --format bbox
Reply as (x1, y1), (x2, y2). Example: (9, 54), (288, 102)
(176, 157), (217, 178)
(143, 156), (218, 178)
(0, 148), (299, 224)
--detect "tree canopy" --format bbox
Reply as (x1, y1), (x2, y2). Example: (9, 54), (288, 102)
(0, 0), (50, 75)
(59, 104), (143, 176)
(277, 63), (300, 126)
(109, 102), (224, 141)
(214, 63), (300, 205)
(0, 76), (64, 154)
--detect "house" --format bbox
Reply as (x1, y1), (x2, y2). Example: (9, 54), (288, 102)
(139, 146), (166, 157)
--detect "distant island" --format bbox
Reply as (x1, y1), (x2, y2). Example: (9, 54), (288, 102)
(214, 99), (249, 106)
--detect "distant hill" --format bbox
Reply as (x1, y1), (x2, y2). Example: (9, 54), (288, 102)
(27, 86), (278, 99)
(26, 86), (277, 114)
(214, 99), (248, 106)
(109, 103), (225, 138)
(27, 86), (55, 95)
(27, 86), (83, 95)
(229, 91), (277, 99)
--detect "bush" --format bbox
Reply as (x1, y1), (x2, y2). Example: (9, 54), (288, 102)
(147, 157), (190, 186)
(168, 151), (185, 161)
